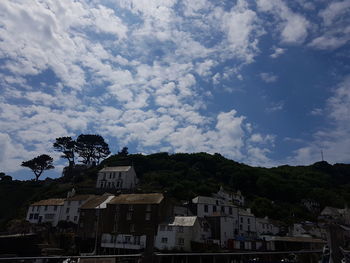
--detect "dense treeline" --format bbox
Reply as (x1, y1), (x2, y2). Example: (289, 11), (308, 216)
(1, 152), (350, 231)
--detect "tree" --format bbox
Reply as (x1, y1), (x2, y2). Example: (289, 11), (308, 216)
(75, 134), (110, 165)
(118, 146), (129, 157)
(53, 137), (76, 168)
(21, 154), (54, 181)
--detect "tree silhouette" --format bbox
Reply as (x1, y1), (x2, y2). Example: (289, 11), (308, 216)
(21, 154), (54, 181)
(53, 137), (76, 168)
(75, 134), (110, 165)
(118, 147), (129, 157)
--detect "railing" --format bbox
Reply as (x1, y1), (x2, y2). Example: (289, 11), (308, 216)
(0, 250), (323, 263)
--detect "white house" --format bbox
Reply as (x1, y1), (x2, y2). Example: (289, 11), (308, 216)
(101, 233), (147, 251)
(206, 215), (236, 248)
(191, 196), (238, 218)
(238, 208), (257, 238)
(155, 216), (211, 252)
(96, 166), (138, 191)
(26, 198), (65, 226)
(59, 194), (95, 224)
(213, 186), (245, 206)
(256, 217), (279, 236)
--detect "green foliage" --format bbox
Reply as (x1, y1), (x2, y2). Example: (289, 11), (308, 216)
(21, 154), (54, 181)
(3, 152), (350, 231)
(75, 134), (111, 165)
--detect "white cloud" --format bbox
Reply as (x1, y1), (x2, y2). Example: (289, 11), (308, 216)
(257, 0), (310, 44)
(260, 72), (278, 83)
(270, 46), (286, 58)
(290, 76), (350, 164)
(0, 0), (279, 176)
(309, 1), (350, 50)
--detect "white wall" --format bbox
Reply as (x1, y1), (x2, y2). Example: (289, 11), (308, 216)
(26, 205), (63, 226)
(96, 167), (138, 190)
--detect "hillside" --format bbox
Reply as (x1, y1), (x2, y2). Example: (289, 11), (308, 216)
(1, 152), (350, 231)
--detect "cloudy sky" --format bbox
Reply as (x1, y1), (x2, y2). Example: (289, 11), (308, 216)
(1, 0), (350, 180)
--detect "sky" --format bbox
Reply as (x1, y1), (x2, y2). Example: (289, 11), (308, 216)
(0, 0), (350, 180)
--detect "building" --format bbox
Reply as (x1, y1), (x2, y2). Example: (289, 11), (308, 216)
(155, 216), (211, 252)
(76, 194), (115, 254)
(26, 198), (65, 226)
(101, 193), (173, 252)
(256, 217), (280, 236)
(190, 196), (238, 218)
(213, 186), (245, 206)
(96, 166), (138, 191)
(59, 193), (95, 224)
(238, 208), (257, 238)
(206, 215), (236, 248)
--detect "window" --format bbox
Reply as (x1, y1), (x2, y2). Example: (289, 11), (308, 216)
(32, 206), (35, 212)
(36, 206), (39, 211)
(213, 206), (217, 212)
(229, 207), (232, 215)
(54, 206), (57, 211)
(247, 218), (250, 224)
(204, 205), (208, 212)
(146, 204), (152, 211)
(178, 238), (184, 246)
(248, 225), (250, 232)
(125, 236), (131, 243)
(127, 212), (132, 220)
(130, 224), (135, 232)
(161, 237), (168, 244)
(74, 216), (78, 221)
(221, 206), (225, 212)
(240, 224), (243, 230)
(44, 206), (48, 211)
(145, 213), (151, 221)
(119, 172), (122, 178)
(134, 236), (140, 245)
(167, 226), (173, 231)
(240, 217), (243, 223)
(128, 205), (134, 211)
(29, 213), (33, 219)
(68, 201), (71, 206)
(66, 215), (70, 220)
(45, 214), (54, 219)
(66, 208), (70, 213)
(34, 214), (39, 219)
(178, 226), (184, 233)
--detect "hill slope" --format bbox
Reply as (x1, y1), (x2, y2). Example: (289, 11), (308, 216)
(1, 152), (350, 230)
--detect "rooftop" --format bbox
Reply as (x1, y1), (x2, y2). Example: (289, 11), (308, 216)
(168, 216), (197, 227)
(31, 198), (65, 206)
(80, 194), (114, 209)
(110, 193), (164, 204)
(66, 194), (95, 202)
(99, 166), (131, 172)
(192, 196), (232, 206)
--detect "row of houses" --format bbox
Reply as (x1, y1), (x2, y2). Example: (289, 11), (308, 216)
(25, 166), (327, 253)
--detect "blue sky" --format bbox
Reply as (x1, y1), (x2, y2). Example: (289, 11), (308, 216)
(1, 0), (350, 180)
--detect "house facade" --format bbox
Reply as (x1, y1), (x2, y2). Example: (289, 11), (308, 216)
(155, 216), (211, 252)
(190, 196), (239, 219)
(256, 217), (279, 236)
(238, 208), (257, 238)
(101, 193), (173, 252)
(26, 198), (65, 226)
(59, 194), (95, 224)
(214, 186), (245, 206)
(96, 166), (138, 191)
